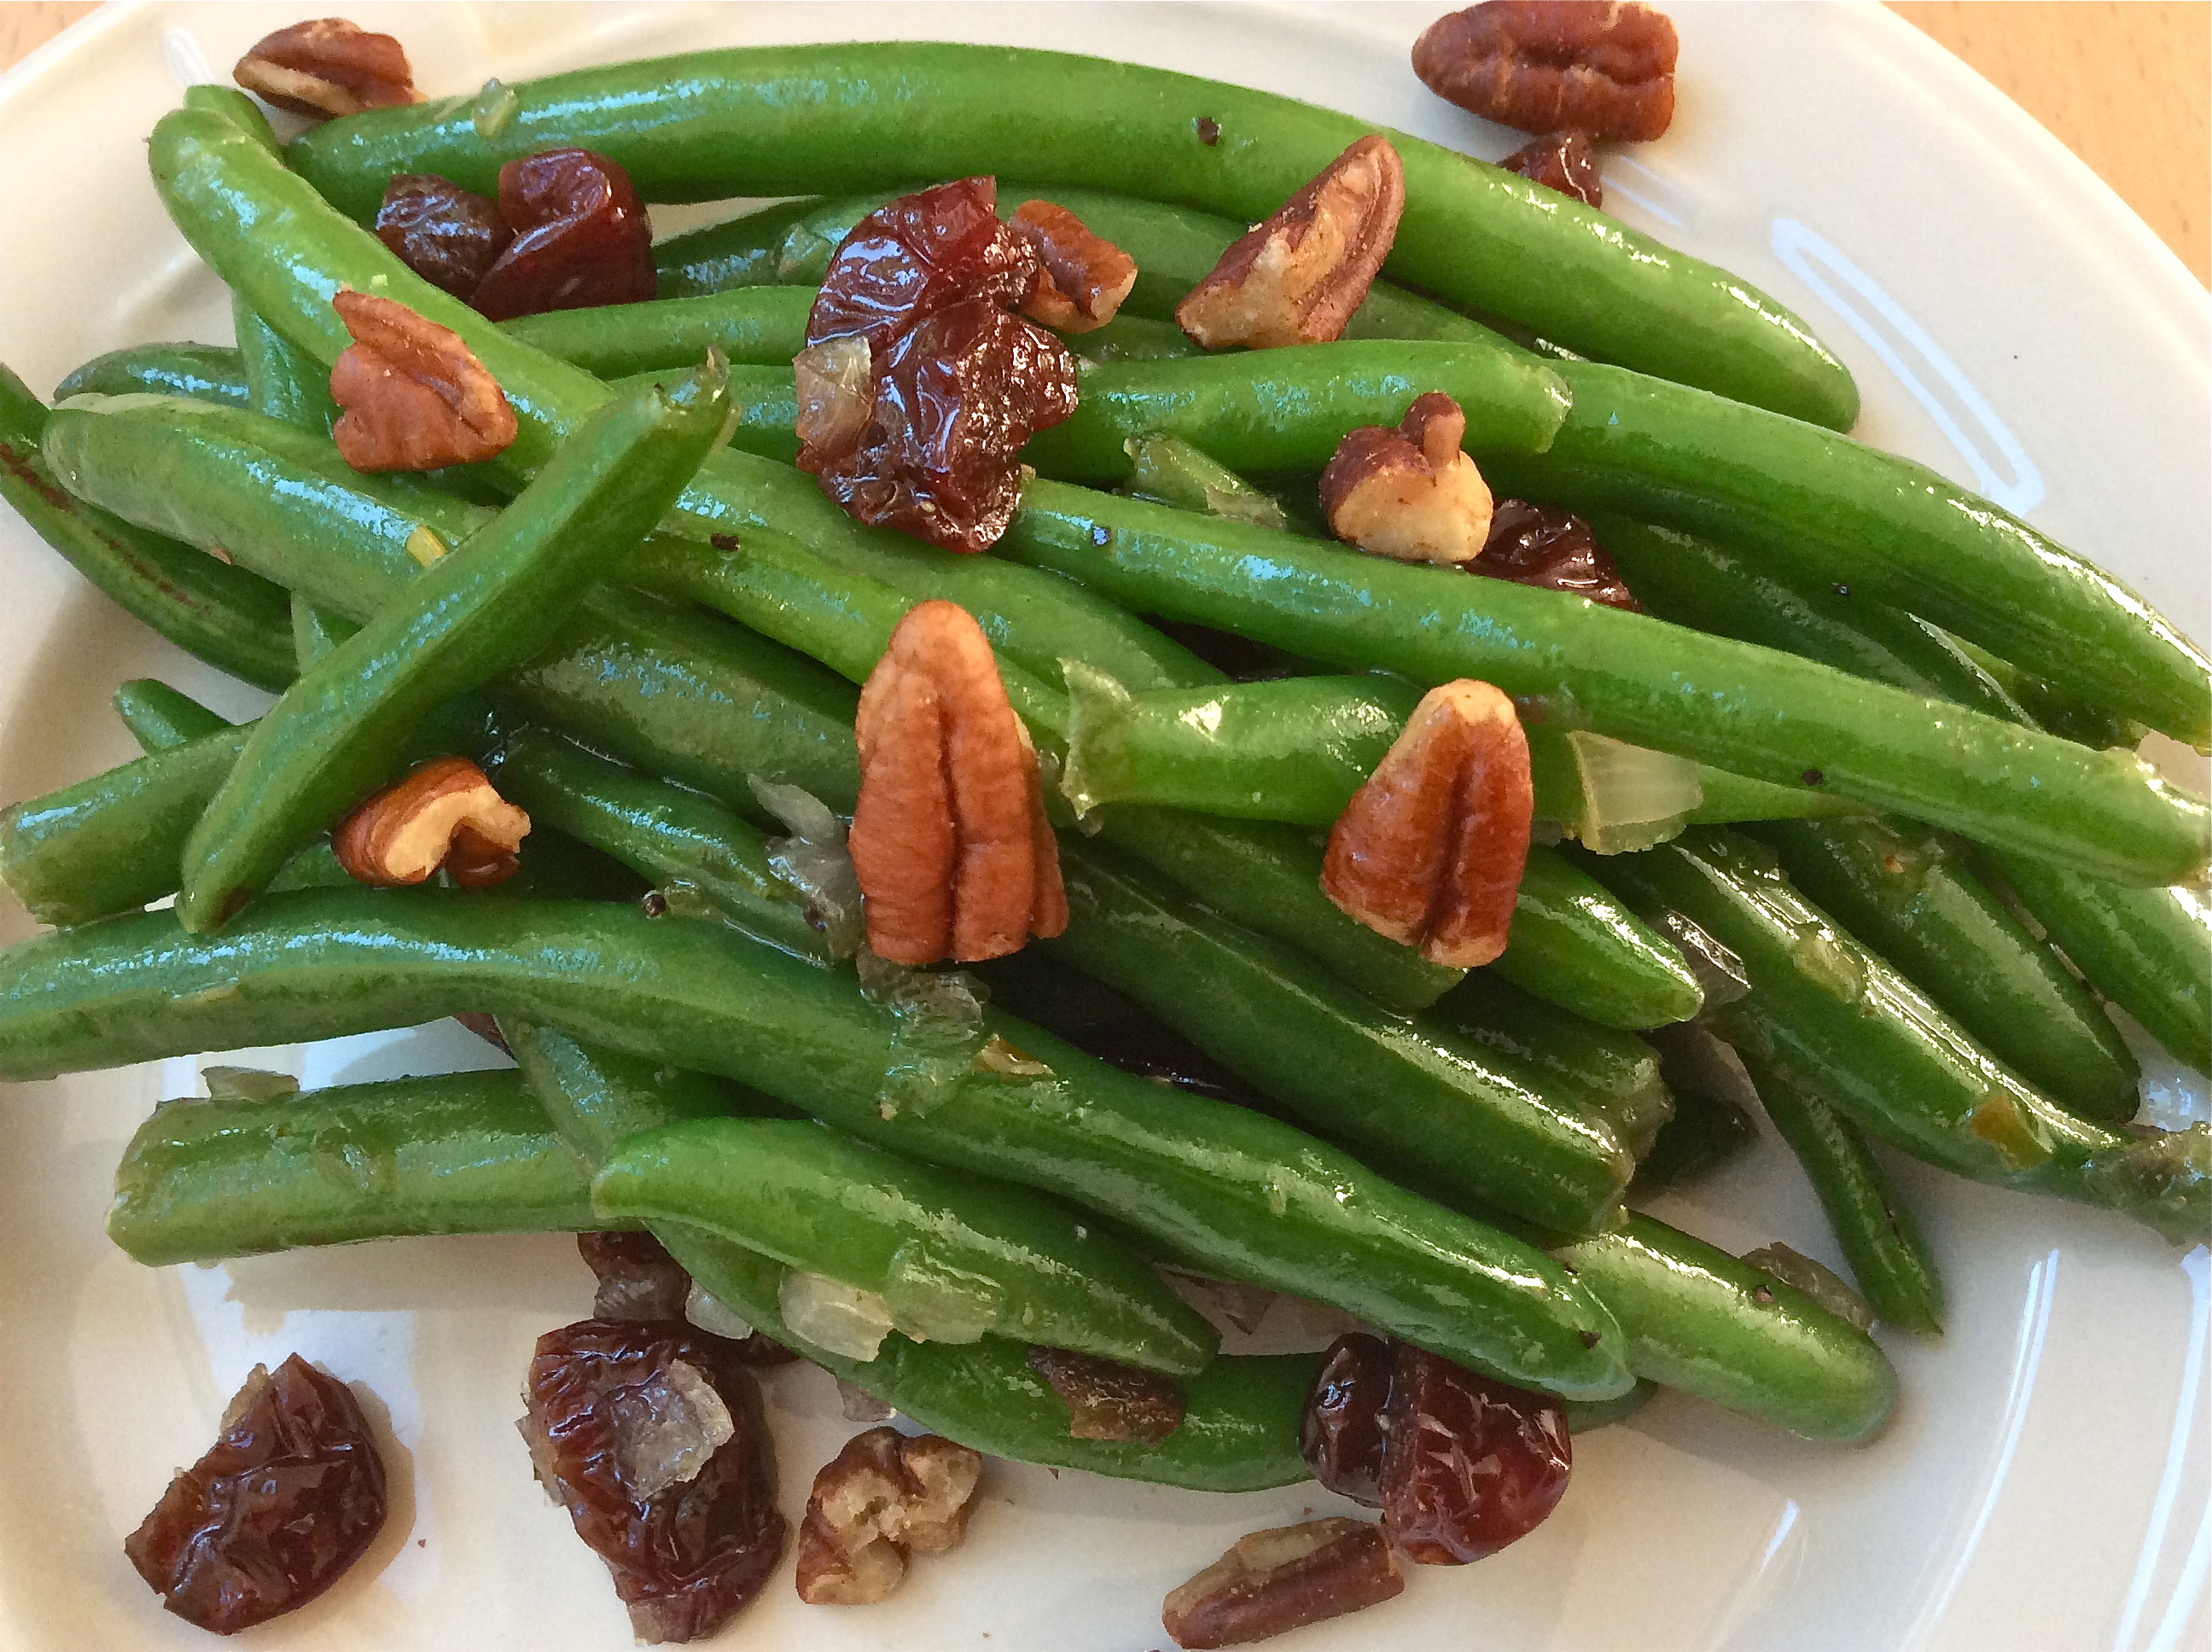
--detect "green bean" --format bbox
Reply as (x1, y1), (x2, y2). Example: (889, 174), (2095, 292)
(596, 1116), (1219, 1374)
(232, 295), (336, 434)
(1479, 364), (2212, 747)
(507, 1022), (1317, 1490)
(654, 194), (876, 294)
(113, 679), (230, 753)
(1737, 1044), (1946, 1337)
(0, 365), (294, 691)
(1627, 1033), (1755, 1194)
(1584, 829), (2208, 1242)
(108, 1071), (613, 1266)
(504, 285), (814, 375)
(182, 84), (279, 154)
(176, 363), (732, 930)
(607, 362), (798, 463)
(51, 344), (248, 406)
(1488, 850), (1701, 1031)
(0, 889), (1630, 1399)
(1947, 636), (2145, 753)
(1754, 816), (2140, 1122)
(284, 44), (1859, 427)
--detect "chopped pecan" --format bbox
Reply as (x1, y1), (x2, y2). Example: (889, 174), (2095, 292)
(1319, 392), (1493, 565)
(1010, 201), (1139, 334)
(328, 290), (517, 471)
(1476, 499), (1640, 609)
(1320, 679), (1532, 968)
(375, 174), (515, 300)
(1026, 1347), (1185, 1443)
(233, 18), (421, 119)
(1161, 1519), (1404, 1649)
(1500, 130), (1604, 206)
(331, 754), (531, 889)
(848, 601), (1068, 964)
(1412, 2), (1678, 143)
(1175, 136), (1406, 350)
(794, 1428), (983, 1605)
(470, 148), (657, 322)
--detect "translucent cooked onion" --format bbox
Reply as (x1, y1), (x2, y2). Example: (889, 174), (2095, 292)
(793, 335), (875, 464)
(608, 1359), (736, 1503)
(684, 1282), (755, 1342)
(751, 776), (865, 957)
(1529, 729), (1702, 853)
(778, 1270), (895, 1362)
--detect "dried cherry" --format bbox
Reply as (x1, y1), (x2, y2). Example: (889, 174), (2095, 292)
(125, 1354), (387, 1635)
(579, 1230), (693, 1323)
(522, 1318), (785, 1643)
(471, 148), (655, 323)
(1500, 131), (1603, 207)
(1474, 499), (1641, 611)
(375, 174), (515, 300)
(805, 177), (1036, 355)
(1026, 1346), (1185, 1443)
(1378, 1341), (1570, 1564)
(1298, 1331), (1394, 1504)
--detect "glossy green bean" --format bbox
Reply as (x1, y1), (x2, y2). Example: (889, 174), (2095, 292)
(596, 1116), (1219, 1373)
(285, 43), (1859, 426)
(108, 1070), (612, 1265)
(1489, 849), (1702, 1031)
(51, 344), (249, 407)
(1737, 1044), (1946, 1337)
(608, 362), (798, 462)
(113, 679), (230, 753)
(232, 295), (337, 434)
(505, 285), (814, 375)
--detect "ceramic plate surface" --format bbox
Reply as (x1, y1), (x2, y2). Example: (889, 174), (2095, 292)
(0, 4), (2204, 1649)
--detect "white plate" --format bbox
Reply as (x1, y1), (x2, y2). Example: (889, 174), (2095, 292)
(0, 3), (2205, 1648)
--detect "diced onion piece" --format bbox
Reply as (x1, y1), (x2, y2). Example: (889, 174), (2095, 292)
(778, 1270), (895, 1362)
(793, 335), (875, 463)
(684, 1281), (755, 1342)
(608, 1359), (736, 1502)
(1541, 730), (1703, 854)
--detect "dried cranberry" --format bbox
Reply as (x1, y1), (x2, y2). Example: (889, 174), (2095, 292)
(806, 177), (1036, 355)
(522, 1318), (785, 1643)
(1299, 1332), (1394, 1505)
(1474, 499), (1641, 611)
(375, 174), (515, 300)
(812, 296), (1077, 554)
(1499, 131), (1603, 207)
(1379, 1341), (1570, 1564)
(125, 1355), (387, 1634)
(471, 148), (655, 322)
(579, 1230), (693, 1323)
(1026, 1347), (1185, 1443)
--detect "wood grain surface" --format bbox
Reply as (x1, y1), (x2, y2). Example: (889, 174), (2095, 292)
(0, 1), (2204, 283)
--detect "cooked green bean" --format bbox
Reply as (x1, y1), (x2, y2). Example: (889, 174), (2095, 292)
(113, 679), (230, 753)
(51, 344), (249, 407)
(505, 285), (815, 375)
(232, 295), (337, 434)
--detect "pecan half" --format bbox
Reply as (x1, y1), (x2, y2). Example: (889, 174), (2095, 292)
(233, 18), (422, 119)
(848, 601), (1068, 964)
(1010, 201), (1139, 334)
(1176, 137), (1406, 350)
(331, 755), (531, 889)
(1318, 392), (1493, 565)
(1161, 1519), (1404, 1649)
(794, 1428), (983, 1606)
(1412, 2), (1678, 143)
(1026, 1347), (1185, 1443)
(328, 290), (517, 471)
(1320, 679), (1532, 967)
(1499, 131), (1603, 206)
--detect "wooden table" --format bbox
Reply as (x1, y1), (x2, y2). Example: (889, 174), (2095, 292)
(2, 0), (2206, 283)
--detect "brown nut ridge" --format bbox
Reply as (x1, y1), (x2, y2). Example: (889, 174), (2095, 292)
(233, 17), (422, 119)
(794, 1427), (983, 1606)
(331, 754), (531, 889)
(1321, 679), (1532, 968)
(849, 600), (1068, 964)
(1161, 1518), (1405, 1649)
(1319, 391), (1494, 565)
(1026, 1346), (1185, 1443)
(1500, 130), (1604, 206)
(1176, 136), (1406, 350)
(1010, 201), (1140, 334)
(329, 290), (518, 471)
(1413, 2), (1677, 143)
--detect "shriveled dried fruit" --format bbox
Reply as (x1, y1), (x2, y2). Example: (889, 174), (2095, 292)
(1161, 1518), (1404, 1649)
(328, 290), (518, 471)
(1298, 1331), (1394, 1505)
(471, 148), (656, 322)
(375, 174), (515, 300)
(1176, 137), (1406, 350)
(1476, 499), (1641, 610)
(522, 1318), (784, 1643)
(1321, 679), (1532, 968)
(331, 754), (531, 888)
(794, 1428), (983, 1606)
(233, 17), (420, 119)
(1413, 2), (1678, 143)
(1380, 1341), (1571, 1563)
(1010, 200), (1140, 334)
(849, 600), (1068, 963)
(125, 1354), (387, 1635)
(579, 1230), (693, 1323)
(1318, 391), (1493, 564)
(1026, 1346), (1185, 1443)
(806, 177), (1037, 354)
(1499, 130), (1604, 206)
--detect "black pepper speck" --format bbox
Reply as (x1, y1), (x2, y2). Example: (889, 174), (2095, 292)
(1802, 768), (1825, 787)
(1195, 116), (1220, 146)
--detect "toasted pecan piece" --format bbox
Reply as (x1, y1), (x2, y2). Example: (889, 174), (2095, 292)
(331, 755), (529, 889)
(794, 1428), (982, 1606)
(1320, 680), (1531, 968)
(1412, 2), (1677, 143)
(329, 290), (517, 471)
(1161, 1518), (1404, 1649)
(1319, 392), (1493, 565)
(849, 601), (1067, 964)
(233, 18), (422, 119)
(1010, 201), (1139, 334)
(1175, 136), (1406, 350)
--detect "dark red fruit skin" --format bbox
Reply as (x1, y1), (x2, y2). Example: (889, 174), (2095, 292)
(1476, 499), (1642, 611)
(1499, 131), (1603, 208)
(471, 148), (655, 322)
(125, 1354), (387, 1635)
(375, 174), (515, 300)
(1299, 1332), (1394, 1506)
(524, 1318), (784, 1643)
(813, 297), (1077, 554)
(806, 177), (1036, 354)
(1378, 1341), (1571, 1564)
